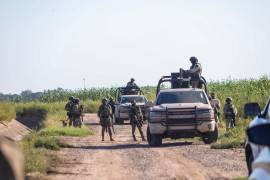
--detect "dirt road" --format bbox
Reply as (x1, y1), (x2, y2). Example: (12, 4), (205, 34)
(45, 114), (247, 180)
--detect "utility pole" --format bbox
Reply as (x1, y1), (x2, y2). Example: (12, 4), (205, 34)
(83, 78), (86, 90)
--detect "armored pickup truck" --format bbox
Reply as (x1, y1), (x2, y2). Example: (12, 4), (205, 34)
(115, 95), (148, 124)
(147, 88), (218, 146)
(147, 69), (217, 146)
(114, 87), (148, 124)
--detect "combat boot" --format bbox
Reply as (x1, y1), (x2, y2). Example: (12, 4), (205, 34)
(133, 135), (137, 141)
(110, 137), (114, 141)
(142, 136), (146, 141)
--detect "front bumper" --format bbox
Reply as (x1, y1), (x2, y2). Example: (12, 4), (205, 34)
(149, 120), (216, 135)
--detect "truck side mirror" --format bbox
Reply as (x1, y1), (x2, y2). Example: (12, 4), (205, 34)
(244, 102), (261, 118)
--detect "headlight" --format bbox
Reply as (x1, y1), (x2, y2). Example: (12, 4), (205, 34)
(197, 109), (214, 119)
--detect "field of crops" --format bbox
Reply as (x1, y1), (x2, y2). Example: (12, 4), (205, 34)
(0, 77), (269, 122)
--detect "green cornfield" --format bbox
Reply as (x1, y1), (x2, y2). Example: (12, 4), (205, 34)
(0, 76), (269, 122)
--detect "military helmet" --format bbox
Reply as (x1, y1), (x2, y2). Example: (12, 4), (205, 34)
(226, 97), (232, 103)
(69, 96), (74, 101)
(211, 92), (215, 97)
(189, 56), (198, 63)
(131, 78), (135, 82)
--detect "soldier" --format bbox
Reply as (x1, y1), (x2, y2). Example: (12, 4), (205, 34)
(129, 100), (146, 141)
(126, 78), (139, 89)
(98, 99), (114, 141)
(70, 98), (82, 128)
(210, 92), (221, 123)
(223, 97), (237, 130)
(188, 56), (202, 88)
(65, 96), (74, 126)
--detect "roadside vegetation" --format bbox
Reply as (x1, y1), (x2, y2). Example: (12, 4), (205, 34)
(0, 102), (15, 122)
(12, 102), (92, 174)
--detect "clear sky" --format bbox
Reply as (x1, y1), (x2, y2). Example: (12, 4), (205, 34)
(0, 0), (269, 94)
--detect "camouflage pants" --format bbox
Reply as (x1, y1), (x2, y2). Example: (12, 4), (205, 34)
(101, 126), (113, 139)
(100, 117), (113, 140)
(131, 119), (145, 141)
(225, 118), (235, 130)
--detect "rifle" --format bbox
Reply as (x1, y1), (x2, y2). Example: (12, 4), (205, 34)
(110, 115), (115, 134)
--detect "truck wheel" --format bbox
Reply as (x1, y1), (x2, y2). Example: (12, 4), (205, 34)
(147, 126), (162, 147)
(202, 124), (218, 144)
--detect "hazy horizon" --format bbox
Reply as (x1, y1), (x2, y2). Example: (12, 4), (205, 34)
(1, 0), (270, 94)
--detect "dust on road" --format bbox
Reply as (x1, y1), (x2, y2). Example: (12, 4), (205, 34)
(44, 114), (247, 180)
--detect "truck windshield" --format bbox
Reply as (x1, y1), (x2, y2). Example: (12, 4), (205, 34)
(156, 91), (208, 105)
(121, 96), (146, 104)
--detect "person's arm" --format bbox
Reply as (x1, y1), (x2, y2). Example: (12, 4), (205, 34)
(217, 99), (221, 110)
(233, 105), (237, 116)
(189, 64), (201, 73)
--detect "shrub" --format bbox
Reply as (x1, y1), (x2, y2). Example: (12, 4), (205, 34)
(38, 126), (92, 137)
(211, 119), (250, 149)
(34, 136), (63, 150)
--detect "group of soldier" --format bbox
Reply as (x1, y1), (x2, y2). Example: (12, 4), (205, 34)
(97, 97), (145, 141)
(65, 96), (83, 128)
(64, 56), (238, 141)
(209, 92), (237, 131)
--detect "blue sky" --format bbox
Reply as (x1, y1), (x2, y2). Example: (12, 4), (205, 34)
(0, 0), (269, 93)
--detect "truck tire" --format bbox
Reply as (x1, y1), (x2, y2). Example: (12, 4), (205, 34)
(202, 124), (218, 144)
(115, 118), (120, 124)
(147, 126), (162, 147)
(245, 145), (254, 175)
(115, 118), (124, 124)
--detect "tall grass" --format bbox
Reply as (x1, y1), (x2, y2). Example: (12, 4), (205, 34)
(208, 76), (270, 117)
(0, 102), (16, 122)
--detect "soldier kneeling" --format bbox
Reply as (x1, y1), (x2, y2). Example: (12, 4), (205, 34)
(129, 100), (146, 141)
(98, 99), (114, 141)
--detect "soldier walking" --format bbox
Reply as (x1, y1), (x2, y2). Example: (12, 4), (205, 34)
(188, 56), (202, 88)
(98, 99), (114, 141)
(210, 92), (221, 123)
(129, 100), (146, 141)
(223, 97), (237, 130)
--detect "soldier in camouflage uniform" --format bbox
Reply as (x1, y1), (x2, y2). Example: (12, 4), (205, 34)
(65, 96), (75, 126)
(223, 97), (237, 130)
(126, 78), (139, 89)
(210, 92), (221, 123)
(98, 99), (114, 141)
(129, 100), (145, 141)
(188, 56), (202, 88)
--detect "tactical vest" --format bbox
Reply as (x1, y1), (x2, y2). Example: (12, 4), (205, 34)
(100, 105), (110, 118)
